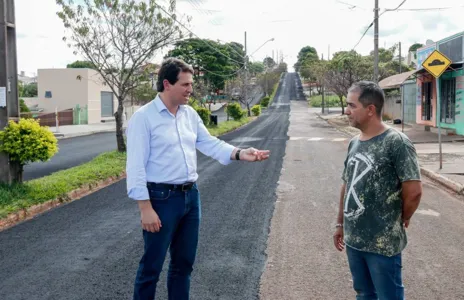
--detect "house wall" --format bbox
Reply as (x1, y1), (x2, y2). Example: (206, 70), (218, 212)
(85, 70), (115, 124)
(402, 81), (417, 124)
(438, 70), (464, 135)
(383, 94), (402, 121)
(37, 69), (89, 113)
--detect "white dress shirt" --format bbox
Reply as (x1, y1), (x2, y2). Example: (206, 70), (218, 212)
(126, 95), (235, 200)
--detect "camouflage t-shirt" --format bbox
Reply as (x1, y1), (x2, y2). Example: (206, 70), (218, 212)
(342, 128), (421, 257)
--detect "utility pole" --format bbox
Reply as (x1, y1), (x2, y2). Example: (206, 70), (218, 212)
(244, 31), (249, 115)
(0, 0), (20, 184)
(399, 42), (402, 73)
(373, 0), (379, 82)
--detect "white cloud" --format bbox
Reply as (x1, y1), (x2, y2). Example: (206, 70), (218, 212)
(14, 0), (464, 75)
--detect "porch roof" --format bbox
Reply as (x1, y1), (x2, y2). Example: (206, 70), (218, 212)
(379, 70), (417, 89)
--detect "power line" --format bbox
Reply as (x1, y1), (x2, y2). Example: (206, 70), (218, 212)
(393, 5), (464, 11)
(200, 66), (246, 78)
(336, 0), (367, 10)
(352, 0), (407, 50)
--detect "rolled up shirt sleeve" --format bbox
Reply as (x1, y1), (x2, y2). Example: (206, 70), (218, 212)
(195, 116), (235, 165)
(126, 111), (151, 200)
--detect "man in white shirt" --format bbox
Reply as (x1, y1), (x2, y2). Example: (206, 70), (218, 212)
(126, 57), (270, 300)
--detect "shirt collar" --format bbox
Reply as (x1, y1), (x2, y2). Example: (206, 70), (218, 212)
(153, 94), (186, 114)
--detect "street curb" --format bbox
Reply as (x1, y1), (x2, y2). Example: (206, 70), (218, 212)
(0, 172), (126, 232)
(420, 167), (464, 195)
(53, 128), (118, 139)
(316, 113), (464, 195)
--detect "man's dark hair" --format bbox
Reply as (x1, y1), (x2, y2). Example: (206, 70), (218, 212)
(348, 81), (385, 117)
(156, 57), (194, 92)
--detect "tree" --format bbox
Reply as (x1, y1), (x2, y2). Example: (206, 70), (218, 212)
(0, 119), (58, 182)
(324, 51), (371, 114)
(248, 62), (265, 76)
(22, 83), (37, 97)
(224, 71), (254, 116)
(19, 99), (30, 113)
(408, 43), (424, 53)
(56, 0), (184, 152)
(257, 71), (280, 96)
(311, 60), (328, 96)
(276, 62), (288, 73)
(67, 60), (96, 69)
(167, 38), (244, 91)
(263, 56), (276, 69)
(294, 46), (318, 71)
(133, 83), (157, 105)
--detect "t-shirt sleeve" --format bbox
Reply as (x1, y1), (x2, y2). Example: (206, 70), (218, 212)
(342, 139), (354, 182)
(393, 136), (421, 182)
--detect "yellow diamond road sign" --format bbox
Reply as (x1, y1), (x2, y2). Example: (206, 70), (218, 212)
(422, 50), (452, 78)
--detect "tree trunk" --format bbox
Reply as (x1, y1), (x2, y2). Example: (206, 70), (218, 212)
(115, 97), (126, 152)
(246, 101), (251, 117)
(10, 161), (23, 183)
(339, 95), (345, 115)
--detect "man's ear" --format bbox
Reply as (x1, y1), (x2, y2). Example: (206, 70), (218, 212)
(163, 79), (170, 91)
(367, 104), (377, 117)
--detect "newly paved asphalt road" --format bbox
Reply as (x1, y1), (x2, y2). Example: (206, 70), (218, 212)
(23, 132), (117, 181)
(0, 73), (301, 299)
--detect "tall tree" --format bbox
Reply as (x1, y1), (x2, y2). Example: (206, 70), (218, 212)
(408, 43), (424, 53)
(167, 38), (244, 91)
(56, 0), (184, 152)
(324, 51), (371, 114)
(263, 56), (276, 69)
(294, 46), (318, 71)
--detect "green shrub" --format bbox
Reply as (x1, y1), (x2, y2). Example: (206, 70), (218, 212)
(252, 105), (261, 116)
(188, 98), (201, 109)
(195, 107), (211, 126)
(19, 99), (30, 113)
(226, 102), (246, 121)
(0, 119), (58, 174)
(309, 95), (345, 108)
(260, 96), (270, 108)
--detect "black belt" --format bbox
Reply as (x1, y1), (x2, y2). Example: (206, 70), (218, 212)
(147, 182), (195, 192)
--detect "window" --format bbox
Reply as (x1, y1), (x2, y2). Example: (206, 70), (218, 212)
(438, 37), (463, 63)
(101, 92), (114, 117)
(421, 82), (432, 121)
(45, 91), (52, 98)
(441, 78), (456, 124)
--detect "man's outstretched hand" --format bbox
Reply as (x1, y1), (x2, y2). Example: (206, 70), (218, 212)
(240, 147), (270, 162)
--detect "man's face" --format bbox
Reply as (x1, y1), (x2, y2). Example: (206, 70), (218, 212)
(345, 91), (371, 129)
(164, 71), (193, 105)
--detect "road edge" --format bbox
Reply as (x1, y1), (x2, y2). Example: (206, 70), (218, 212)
(0, 173), (126, 232)
(316, 113), (464, 196)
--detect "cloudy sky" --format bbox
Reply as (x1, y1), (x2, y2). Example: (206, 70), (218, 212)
(15, 0), (464, 76)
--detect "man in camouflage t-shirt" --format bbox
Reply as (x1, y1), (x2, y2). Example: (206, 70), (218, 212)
(334, 81), (422, 300)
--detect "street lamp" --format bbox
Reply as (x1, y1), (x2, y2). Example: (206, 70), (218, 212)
(249, 38), (275, 58)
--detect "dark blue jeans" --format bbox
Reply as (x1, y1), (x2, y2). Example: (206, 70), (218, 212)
(133, 183), (201, 300)
(346, 246), (404, 300)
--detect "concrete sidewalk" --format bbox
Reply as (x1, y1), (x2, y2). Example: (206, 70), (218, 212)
(319, 113), (464, 195)
(49, 122), (124, 139)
